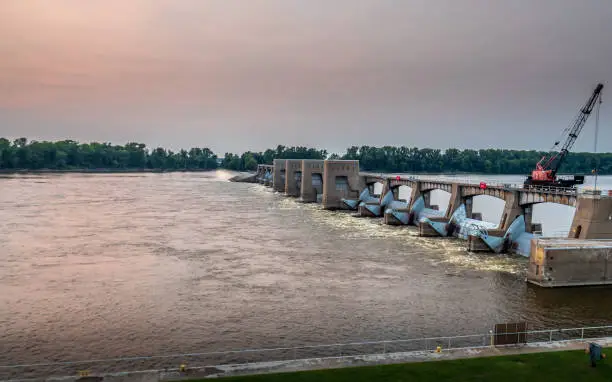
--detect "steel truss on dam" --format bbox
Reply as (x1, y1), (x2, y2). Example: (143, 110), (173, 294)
(254, 160), (612, 288)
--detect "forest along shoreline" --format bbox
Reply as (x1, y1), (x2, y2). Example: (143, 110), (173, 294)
(1, 169), (604, 176)
(1, 138), (611, 174)
(0, 168), (217, 174)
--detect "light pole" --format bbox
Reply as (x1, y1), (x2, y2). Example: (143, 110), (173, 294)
(593, 93), (602, 192)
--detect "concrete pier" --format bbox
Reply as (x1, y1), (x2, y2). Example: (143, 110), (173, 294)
(285, 159), (303, 197)
(569, 192), (612, 239)
(418, 220), (442, 237)
(322, 160), (362, 210)
(467, 235), (492, 252)
(300, 160), (325, 202)
(467, 229), (506, 252)
(272, 159), (286, 192)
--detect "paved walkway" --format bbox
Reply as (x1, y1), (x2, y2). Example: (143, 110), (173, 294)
(10, 338), (612, 382)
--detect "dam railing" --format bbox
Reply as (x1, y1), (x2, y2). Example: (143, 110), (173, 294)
(3, 324), (612, 380)
(307, 172), (610, 197)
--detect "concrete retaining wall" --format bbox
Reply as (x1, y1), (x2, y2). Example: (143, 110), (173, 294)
(27, 338), (612, 382)
(527, 238), (612, 287)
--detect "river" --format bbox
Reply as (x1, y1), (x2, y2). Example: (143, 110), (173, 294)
(1, 172), (612, 377)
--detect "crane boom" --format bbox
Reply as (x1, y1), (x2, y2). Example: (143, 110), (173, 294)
(527, 83), (604, 188)
(540, 83), (604, 175)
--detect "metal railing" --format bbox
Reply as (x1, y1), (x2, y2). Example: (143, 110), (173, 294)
(382, 175), (581, 195)
(359, 173), (612, 197)
(2, 325), (612, 380)
(521, 184), (577, 195)
(580, 186), (612, 197)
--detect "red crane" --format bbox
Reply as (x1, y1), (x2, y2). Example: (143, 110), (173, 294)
(524, 83), (604, 188)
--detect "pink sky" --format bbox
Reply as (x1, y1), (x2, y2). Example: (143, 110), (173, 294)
(1, 0), (611, 153)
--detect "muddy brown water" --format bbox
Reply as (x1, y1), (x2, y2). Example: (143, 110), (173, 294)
(1, 172), (612, 378)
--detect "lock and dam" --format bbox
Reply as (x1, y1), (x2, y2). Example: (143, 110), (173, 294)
(245, 159), (612, 288)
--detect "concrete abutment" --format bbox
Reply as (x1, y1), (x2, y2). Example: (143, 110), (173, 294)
(569, 193), (612, 239)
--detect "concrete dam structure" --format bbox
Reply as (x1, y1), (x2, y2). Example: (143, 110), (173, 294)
(300, 160), (325, 203)
(251, 160), (612, 287)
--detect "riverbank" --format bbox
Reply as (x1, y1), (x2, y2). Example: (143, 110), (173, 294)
(0, 168), (217, 174)
(15, 339), (610, 382)
(216, 346), (611, 382)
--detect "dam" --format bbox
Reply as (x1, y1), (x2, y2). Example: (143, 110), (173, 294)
(250, 160), (612, 288)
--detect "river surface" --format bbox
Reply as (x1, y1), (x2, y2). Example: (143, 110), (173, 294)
(1, 172), (612, 377)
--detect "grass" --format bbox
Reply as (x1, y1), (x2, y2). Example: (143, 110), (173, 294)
(212, 349), (611, 382)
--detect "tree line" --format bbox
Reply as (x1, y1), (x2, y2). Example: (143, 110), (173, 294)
(0, 138), (218, 171)
(221, 146), (328, 171)
(1, 138), (611, 175)
(340, 146), (612, 175)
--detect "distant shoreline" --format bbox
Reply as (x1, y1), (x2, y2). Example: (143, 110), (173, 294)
(0, 168), (218, 175)
(360, 171), (600, 177)
(0, 168), (606, 177)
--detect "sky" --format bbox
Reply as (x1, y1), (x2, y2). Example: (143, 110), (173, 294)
(1, 0), (611, 155)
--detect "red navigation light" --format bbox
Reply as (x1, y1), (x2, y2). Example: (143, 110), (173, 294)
(479, 182), (487, 190)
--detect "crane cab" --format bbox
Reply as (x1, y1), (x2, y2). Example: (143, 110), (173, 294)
(531, 169), (555, 182)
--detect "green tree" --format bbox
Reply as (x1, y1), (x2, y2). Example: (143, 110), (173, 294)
(243, 154), (258, 171)
(2, 138), (611, 175)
